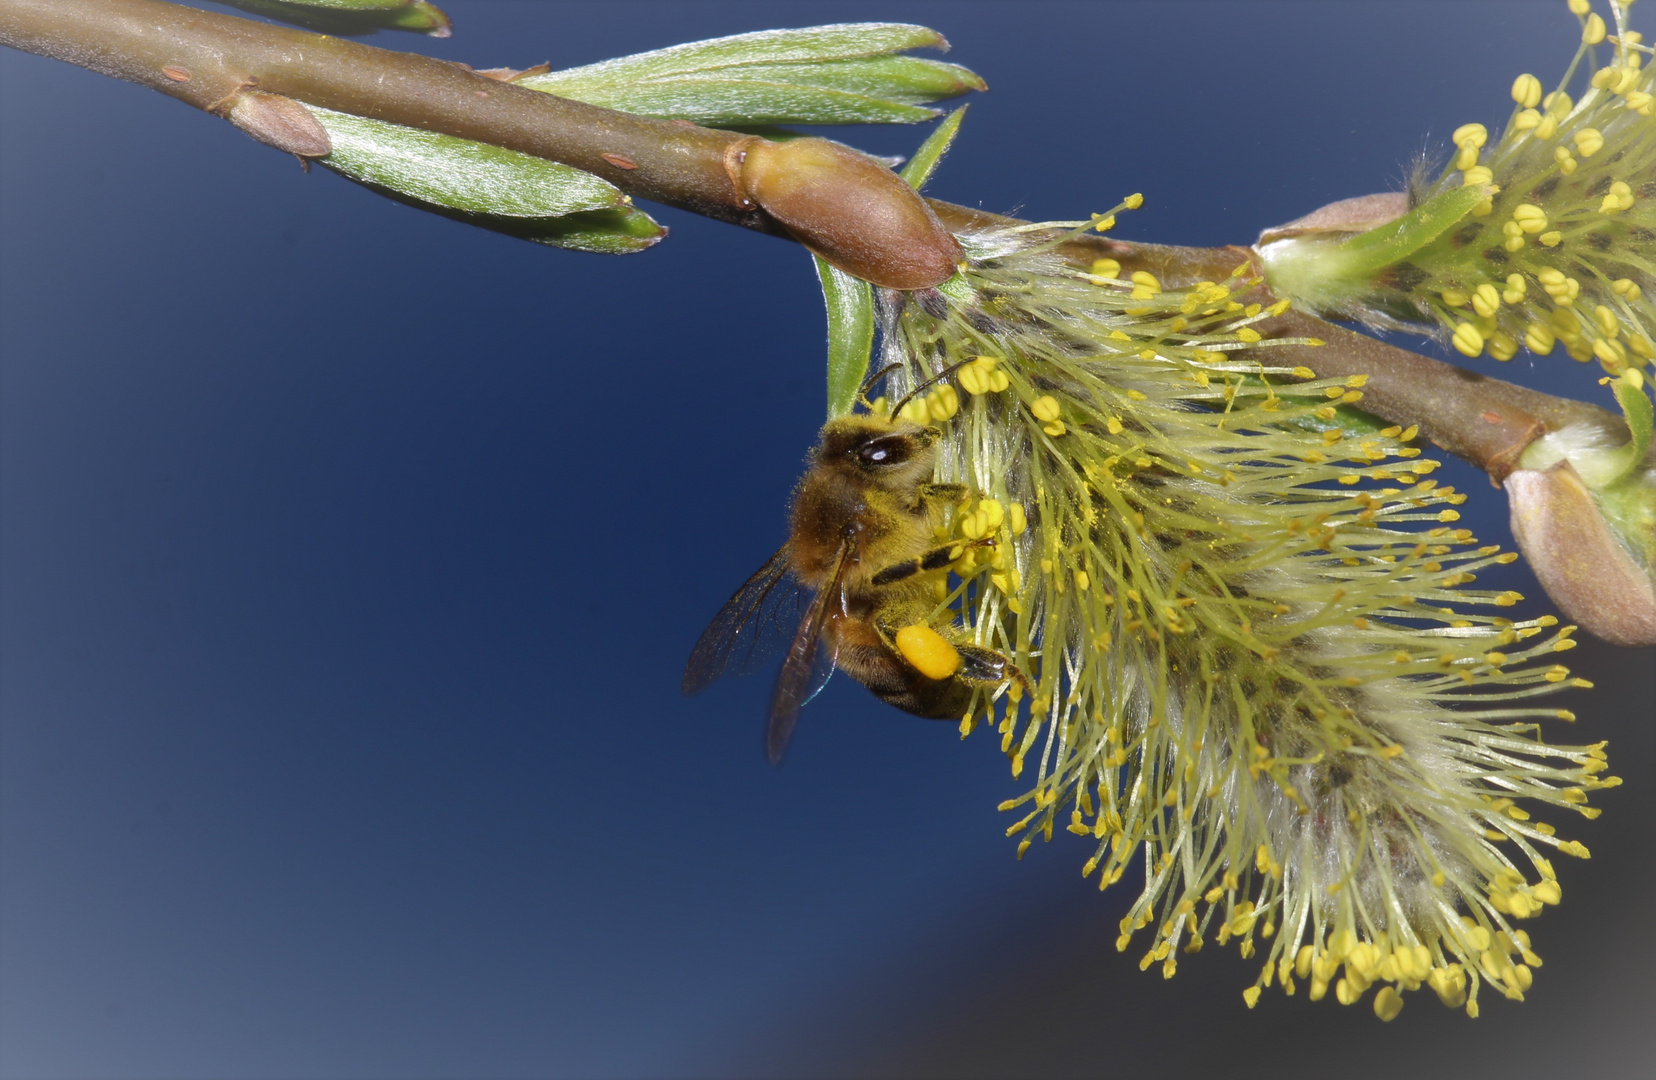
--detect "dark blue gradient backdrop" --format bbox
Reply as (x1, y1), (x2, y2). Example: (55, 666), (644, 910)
(3, 3), (1652, 1077)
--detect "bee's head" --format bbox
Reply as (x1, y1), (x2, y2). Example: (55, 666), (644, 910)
(816, 415), (937, 492)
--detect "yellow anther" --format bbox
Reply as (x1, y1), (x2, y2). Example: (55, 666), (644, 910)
(1594, 305), (1621, 338)
(1373, 986), (1404, 1022)
(1600, 180), (1635, 213)
(1089, 257), (1121, 280)
(1451, 322), (1485, 357)
(1129, 270), (1161, 301)
(1452, 122), (1487, 170)
(1539, 231), (1562, 247)
(1442, 288), (1470, 308)
(1567, 0), (1589, 14)
(1511, 203), (1547, 234)
(1007, 502), (1027, 536)
(1583, 12), (1606, 45)
(1471, 283), (1501, 317)
(958, 356), (1003, 396)
(895, 624), (961, 680)
(1462, 165), (1494, 187)
(1573, 127), (1604, 156)
(1612, 278), (1642, 301)
(1030, 395), (1061, 423)
(1124, 193), (1144, 209)
(1428, 964), (1467, 1008)
(1512, 73), (1543, 108)
(1513, 107), (1542, 131)
(926, 385), (959, 421)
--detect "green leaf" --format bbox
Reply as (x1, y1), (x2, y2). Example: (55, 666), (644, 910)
(1283, 402), (1393, 437)
(547, 24), (953, 76)
(220, 1), (452, 37)
(817, 255), (876, 418)
(537, 79), (945, 126)
(521, 24), (983, 127)
(305, 106), (664, 253)
(900, 106), (966, 190)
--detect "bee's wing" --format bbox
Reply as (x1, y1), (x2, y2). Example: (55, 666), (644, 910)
(765, 540), (851, 766)
(682, 545), (808, 695)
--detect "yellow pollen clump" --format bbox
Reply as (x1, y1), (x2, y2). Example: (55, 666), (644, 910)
(895, 624), (960, 680)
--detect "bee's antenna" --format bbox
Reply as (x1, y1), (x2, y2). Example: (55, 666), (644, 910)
(891, 358), (976, 420)
(857, 363), (902, 413)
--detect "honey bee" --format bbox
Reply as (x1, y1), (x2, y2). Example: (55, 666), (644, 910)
(683, 388), (1023, 764)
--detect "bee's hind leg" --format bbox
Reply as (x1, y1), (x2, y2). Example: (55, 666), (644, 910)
(956, 644), (1031, 698)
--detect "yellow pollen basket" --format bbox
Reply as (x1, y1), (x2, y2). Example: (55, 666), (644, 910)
(895, 624), (962, 680)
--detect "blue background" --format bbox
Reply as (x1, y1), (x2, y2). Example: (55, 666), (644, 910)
(3, 2), (1652, 1077)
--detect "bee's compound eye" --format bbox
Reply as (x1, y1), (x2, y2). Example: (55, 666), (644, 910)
(857, 437), (911, 468)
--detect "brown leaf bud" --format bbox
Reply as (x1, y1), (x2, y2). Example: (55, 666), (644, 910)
(737, 137), (961, 290)
(1506, 462), (1656, 646)
(227, 90), (332, 159)
(1256, 192), (1409, 246)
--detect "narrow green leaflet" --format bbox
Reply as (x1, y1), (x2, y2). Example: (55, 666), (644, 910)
(1327, 183), (1491, 275)
(521, 24), (983, 127)
(305, 106), (664, 254)
(1261, 184), (1490, 319)
(1609, 374), (1655, 481)
(221, 1), (451, 36)
(899, 106), (966, 189)
(819, 110), (969, 415)
(818, 257), (876, 418)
